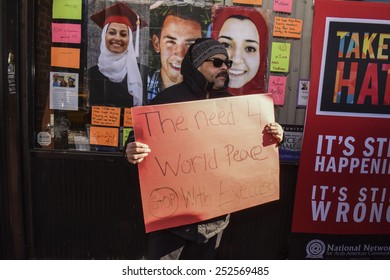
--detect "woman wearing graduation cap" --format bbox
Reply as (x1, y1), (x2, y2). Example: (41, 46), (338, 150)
(88, 2), (147, 107)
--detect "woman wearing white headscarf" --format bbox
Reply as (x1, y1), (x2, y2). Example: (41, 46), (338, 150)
(88, 2), (147, 107)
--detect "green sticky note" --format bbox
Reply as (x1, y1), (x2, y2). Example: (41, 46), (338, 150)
(53, 0), (82, 20)
(270, 42), (291, 73)
(122, 128), (133, 148)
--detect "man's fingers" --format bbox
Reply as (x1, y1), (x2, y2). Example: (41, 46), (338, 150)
(126, 142), (151, 154)
(125, 141), (150, 165)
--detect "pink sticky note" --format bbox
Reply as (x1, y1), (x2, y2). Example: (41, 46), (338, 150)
(52, 23), (81, 44)
(268, 75), (287, 105)
(273, 0), (293, 14)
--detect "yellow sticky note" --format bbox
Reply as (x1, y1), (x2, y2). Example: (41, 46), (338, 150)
(270, 42), (291, 73)
(53, 0), (82, 20)
(123, 128), (133, 148)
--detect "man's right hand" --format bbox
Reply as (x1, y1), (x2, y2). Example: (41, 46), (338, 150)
(125, 141), (151, 165)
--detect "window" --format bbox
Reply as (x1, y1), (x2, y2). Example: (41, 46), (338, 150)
(33, 0), (217, 153)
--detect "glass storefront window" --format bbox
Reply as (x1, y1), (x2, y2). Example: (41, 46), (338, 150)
(34, 0), (90, 151)
(33, 0), (222, 153)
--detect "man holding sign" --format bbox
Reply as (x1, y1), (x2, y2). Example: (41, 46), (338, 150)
(125, 38), (284, 260)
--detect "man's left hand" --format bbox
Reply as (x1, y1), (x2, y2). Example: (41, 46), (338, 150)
(265, 122), (284, 144)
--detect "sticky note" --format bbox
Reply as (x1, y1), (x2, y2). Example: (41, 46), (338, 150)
(273, 0), (293, 14)
(52, 23), (81, 44)
(51, 47), (80, 69)
(270, 42), (291, 73)
(268, 75), (287, 105)
(273, 17), (303, 39)
(52, 0), (82, 20)
(233, 0), (263, 5)
(91, 106), (121, 127)
(89, 126), (119, 147)
(123, 128), (133, 147)
(123, 108), (133, 127)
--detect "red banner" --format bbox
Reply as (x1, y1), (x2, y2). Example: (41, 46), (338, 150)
(292, 0), (390, 235)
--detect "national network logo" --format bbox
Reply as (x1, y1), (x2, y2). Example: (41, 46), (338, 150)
(306, 239), (326, 259)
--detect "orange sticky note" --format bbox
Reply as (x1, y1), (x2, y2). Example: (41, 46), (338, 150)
(273, 17), (303, 39)
(89, 126), (119, 147)
(51, 47), (80, 69)
(91, 106), (121, 127)
(123, 108), (133, 127)
(233, 0), (262, 5)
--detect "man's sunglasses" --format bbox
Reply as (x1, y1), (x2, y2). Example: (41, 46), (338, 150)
(204, 58), (233, 68)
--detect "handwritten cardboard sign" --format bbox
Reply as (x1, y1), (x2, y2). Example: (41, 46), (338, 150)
(270, 42), (291, 73)
(273, 17), (303, 39)
(89, 126), (119, 147)
(52, 23), (81, 44)
(132, 95), (280, 233)
(91, 106), (121, 127)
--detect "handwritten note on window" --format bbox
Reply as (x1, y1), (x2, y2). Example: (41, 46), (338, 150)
(52, 0), (82, 20)
(270, 42), (291, 73)
(123, 108), (133, 127)
(132, 95), (280, 233)
(273, 17), (303, 39)
(268, 75), (287, 105)
(273, 0), (293, 14)
(51, 47), (80, 69)
(123, 128), (133, 147)
(89, 126), (119, 147)
(91, 106), (121, 127)
(52, 23), (81, 44)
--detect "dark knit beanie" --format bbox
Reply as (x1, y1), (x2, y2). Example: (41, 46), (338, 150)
(191, 38), (228, 68)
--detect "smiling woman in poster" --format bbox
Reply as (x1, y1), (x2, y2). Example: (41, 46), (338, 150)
(211, 6), (269, 95)
(88, 2), (147, 107)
